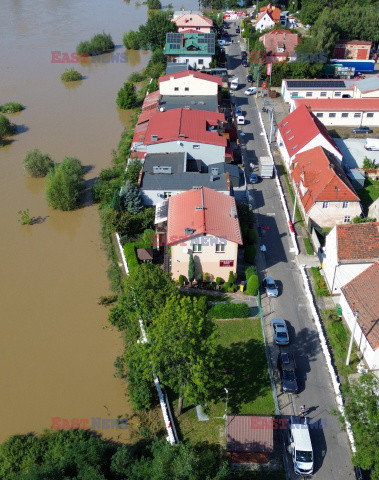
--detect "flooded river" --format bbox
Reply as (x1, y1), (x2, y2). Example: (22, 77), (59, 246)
(0, 0), (161, 443)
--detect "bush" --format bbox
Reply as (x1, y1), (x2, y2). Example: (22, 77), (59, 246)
(246, 274), (259, 295)
(353, 216), (375, 224)
(208, 302), (250, 319)
(363, 157), (375, 169)
(248, 228), (258, 244)
(45, 157), (84, 211)
(244, 245), (257, 264)
(147, 0), (161, 9)
(311, 267), (329, 296)
(116, 82), (138, 109)
(125, 158), (143, 185)
(61, 69), (83, 81)
(228, 271), (235, 284)
(196, 273), (203, 283)
(178, 274), (185, 285)
(76, 32), (114, 56)
(0, 114), (16, 139)
(128, 71), (145, 83)
(203, 272), (210, 282)
(123, 30), (141, 50)
(22, 148), (54, 177)
(121, 181), (143, 214)
(1, 102), (23, 113)
(245, 265), (257, 281)
(215, 277), (223, 285)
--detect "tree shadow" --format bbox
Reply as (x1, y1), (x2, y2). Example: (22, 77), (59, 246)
(15, 124), (29, 134)
(30, 215), (49, 225)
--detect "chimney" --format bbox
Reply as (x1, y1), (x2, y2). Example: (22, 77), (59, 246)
(226, 171), (231, 190)
(210, 174), (214, 182)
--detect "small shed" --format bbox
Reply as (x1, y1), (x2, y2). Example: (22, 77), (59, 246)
(227, 415), (274, 463)
(346, 168), (365, 190)
(136, 248), (154, 263)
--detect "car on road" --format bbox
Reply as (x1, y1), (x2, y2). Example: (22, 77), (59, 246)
(218, 39), (227, 47)
(278, 352), (298, 393)
(352, 126), (373, 134)
(222, 31), (229, 37)
(235, 106), (242, 116)
(242, 59), (248, 67)
(246, 74), (253, 83)
(244, 86), (257, 95)
(236, 114), (245, 125)
(236, 26), (240, 33)
(241, 50), (247, 58)
(249, 173), (258, 184)
(262, 276), (278, 297)
(271, 318), (289, 345)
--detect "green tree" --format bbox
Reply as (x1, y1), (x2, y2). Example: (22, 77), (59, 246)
(121, 181), (143, 214)
(1, 102), (23, 113)
(138, 11), (177, 50)
(123, 30), (141, 50)
(0, 114), (15, 141)
(110, 189), (123, 212)
(126, 344), (157, 410)
(125, 158), (143, 185)
(246, 274), (259, 295)
(116, 82), (138, 109)
(147, 0), (161, 9)
(22, 148), (54, 177)
(188, 253), (195, 283)
(148, 295), (217, 415)
(46, 157), (84, 211)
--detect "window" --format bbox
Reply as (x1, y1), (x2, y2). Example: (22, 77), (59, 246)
(286, 129), (292, 134)
(342, 201), (349, 208)
(320, 92), (327, 97)
(354, 113), (361, 118)
(198, 59), (204, 65)
(215, 244), (225, 253)
(174, 87), (179, 91)
(306, 92), (312, 97)
(193, 244), (202, 252)
(329, 113), (336, 118)
(163, 192), (172, 199)
(185, 87), (189, 91)
(367, 112), (374, 118)
(193, 144), (200, 149)
(291, 93), (298, 97)
(316, 113), (323, 118)
(196, 26), (200, 30)
(335, 92), (341, 97)
(288, 135), (295, 141)
(322, 201), (329, 208)
(344, 216), (351, 223)
(341, 113), (348, 118)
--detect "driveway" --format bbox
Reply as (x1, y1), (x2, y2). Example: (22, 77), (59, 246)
(225, 22), (354, 480)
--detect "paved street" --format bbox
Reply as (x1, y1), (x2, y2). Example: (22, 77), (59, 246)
(225, 23), (355, 480)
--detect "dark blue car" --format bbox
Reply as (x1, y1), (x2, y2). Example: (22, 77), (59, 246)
(250, 173), (258, 184)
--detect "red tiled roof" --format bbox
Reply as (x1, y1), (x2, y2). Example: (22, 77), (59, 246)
(291, 146), (359, 212)
(335, 40), (372, 46)
(227, 415), (274, 453)
(142, 90), (161, 111)
(293, 98), (379, 112)
(336, 222), (379, 262)
(137, 108), (157, 126)
(259, 3), (281, 21)
(341, 262), (379, 350)
(256, 11), (272, 24)
(133, 121), (149, 144)
(158, 69), (222, 86)
(278, 104), (341, 159)
(173, 12), (213, 27)
(259, 30), (299, 56)
(144, 108), (227, 147)
(167, 187), (242, 246)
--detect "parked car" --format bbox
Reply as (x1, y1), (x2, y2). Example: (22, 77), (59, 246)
(218, 39), (227, 47)
(244, 86), (257, 95)
(278, 352), (298, 393)
(263, 276), (278, 297)
(352, 126), (373, 134)
(249, 173), (258, 184)
(235, 106), (242, 115)
(246, 74), (253, 83)
(242, 59), (248, 67)
(236, 114), (245, 125)
(271, 318), (289, 345)
(222, 31), (229, 37)
(236, 26), (240, 33)
(241, 50), (247, 58)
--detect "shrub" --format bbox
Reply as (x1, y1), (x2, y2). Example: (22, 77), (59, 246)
(215, 277), (223, 285)
(22, 148), (54, 177)
(123, 30), (141, 50)
(1, 102), (23, 113)
(196, 273), (203, 283)
(127, 355), (156, 410)
(363, 157), (375, 169)
(125, 158), (143, 185)
(0, 114), (16, 139)
(246, 274), (259, 295)
(178, 274), (185, 285)
(311, 267), (329, 296)
(121, 181), (143, 214)
(61, 69), (83, 81)
(116, 82), (138, 109)
(245, 265), (257, 281)
(353, 216), (375, 224)
(244, 245), (257, 264)
(208, 302), (249, 319)
(188, 253), (195, 282)
(128, 71), (145, 83)
(18, 209), (32, 225)
(45, 157), (84, 211)
(228, 271), (235, 284)
(248, 228), (258, 244)
(76, 32), (114, 56)
(147, 0), (161, 9)
(203, 272), (210, 282)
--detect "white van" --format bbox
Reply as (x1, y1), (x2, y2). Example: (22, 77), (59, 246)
(230, 77), (239, 90)
(288, 416), (313, 476)
(364, 138), (379, 151)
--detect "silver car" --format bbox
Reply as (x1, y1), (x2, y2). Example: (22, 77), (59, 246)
(271, 318), (289, 345)
(263, 276), (278, 297)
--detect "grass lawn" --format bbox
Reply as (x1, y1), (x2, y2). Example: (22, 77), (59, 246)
(356, 178), (379, 215)
(278, 163), (304, 226)
(172, 318), (275, 445)
(310, 267), (329, 296)
(303, 237), (314, 255)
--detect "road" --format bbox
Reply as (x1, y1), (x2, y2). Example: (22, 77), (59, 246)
(224, 23), (355, 480)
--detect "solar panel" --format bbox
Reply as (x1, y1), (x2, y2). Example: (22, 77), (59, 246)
(286, 80), (346, 89)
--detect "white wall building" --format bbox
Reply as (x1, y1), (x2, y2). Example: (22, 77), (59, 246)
(158, 70), (221, 96)
(281, 79), (354, 103)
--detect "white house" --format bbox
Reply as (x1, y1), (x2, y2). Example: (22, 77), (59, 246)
(322, 222), (379, 294)
(353, 75), (379, 98)
(290, 98), (379, 127)
(172, 12), (213, 34)
(276, 104), (343, 168)
(158, 70), (221, 96)
(340, 262), (379, 370)
(281, 79), (354, 103)
(255, 11), (275, 32)
(291, 147), (361, 229)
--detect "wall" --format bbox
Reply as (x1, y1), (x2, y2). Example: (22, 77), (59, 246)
(354, 88), (379, 99)
(177, 26), (211, 33)
(256, 14), (275, 32)
(312, 111), (379, 127)
(159, 75), (218, 96)
(145, 140), (225, 165)
(171, 54), (212, 69)
(339, 294), (378, 370)
(170, 233), (238, 281)
(283, 86), (352, 103)
(307, 201), (362, 230)
(140, 187), (229, 206)
(296, 133), (343, 162)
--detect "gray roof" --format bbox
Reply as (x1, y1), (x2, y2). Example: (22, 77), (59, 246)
(160, 95), (218, 112)
(143, 153), (187, 174)
(173, 10), (202, 18)
(165, 62), (192, 75)
(140, 171), (229, 191)
(355, 76), (379, 93)
(208, 162), (242, 187)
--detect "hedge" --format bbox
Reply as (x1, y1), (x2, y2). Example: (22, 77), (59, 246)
(123, 238), (151, 274)
(208, 302), (250, 319)
(248, 228), (258, 244)
(245, 265), (257, 281)
(244, 245), (257, 264)
(246, 275), (259, 295)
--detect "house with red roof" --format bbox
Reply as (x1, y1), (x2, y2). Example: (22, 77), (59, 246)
(276, 104), (343, 167)
(290, 98), (379, 127)
(322, 222), (379, 294)
(161, 187), (242, 281)
(172, 12), (213, 34)
(291, 146), (361, 229)
(259, 30), (299, 62)
(340, 261), (379, 371)
(255, 3), (281, 31)
(333, 40), (372, 61)
(133, 108), (231, 167)
(158, 70), (222, 97)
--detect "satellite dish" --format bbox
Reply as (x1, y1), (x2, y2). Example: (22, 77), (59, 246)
(182, 247), (189, 254)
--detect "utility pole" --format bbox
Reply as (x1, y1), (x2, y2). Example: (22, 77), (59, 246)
(292, 182), (299, 223)
(346, 311), (358, 366)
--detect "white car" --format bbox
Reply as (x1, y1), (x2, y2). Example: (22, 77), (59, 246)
(244, 87), (257, 95)
(218, 39), (227, 47)
(236, 115), (245, 125)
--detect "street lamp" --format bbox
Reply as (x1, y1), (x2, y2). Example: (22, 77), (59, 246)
(224, 387), (229, 439)
(346, 310), (358, 366)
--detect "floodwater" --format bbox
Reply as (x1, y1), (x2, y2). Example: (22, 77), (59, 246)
(0, 0), (157, 443)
